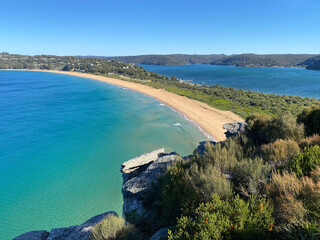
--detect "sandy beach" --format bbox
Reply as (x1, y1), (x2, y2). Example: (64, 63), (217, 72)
(3, 69), (243, 141)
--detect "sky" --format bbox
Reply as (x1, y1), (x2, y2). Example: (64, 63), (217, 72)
(0, 0), (319, 56)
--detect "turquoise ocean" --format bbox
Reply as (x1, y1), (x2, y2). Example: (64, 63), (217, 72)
(0, 71), (207, 239)
(142, 64), (320, 99)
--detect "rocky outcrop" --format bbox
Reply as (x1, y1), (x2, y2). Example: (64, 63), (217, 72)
(121, 148), (166, 182)
(223, 121), (247, 138)
(121, 149), (180, 217)
(13, 211), (117, 240)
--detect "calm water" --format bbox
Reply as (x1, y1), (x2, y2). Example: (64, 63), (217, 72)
(0, 71), (206, 239)
(142, 64), (320, 99)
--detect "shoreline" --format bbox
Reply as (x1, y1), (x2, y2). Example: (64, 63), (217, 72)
(1, 69), (243, 141)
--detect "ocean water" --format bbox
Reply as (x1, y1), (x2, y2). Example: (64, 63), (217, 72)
(0, 71), (207, 239)
(142, 64), (320, 99)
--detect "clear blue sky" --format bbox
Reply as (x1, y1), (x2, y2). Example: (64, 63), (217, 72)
(1, 0), (319, 56)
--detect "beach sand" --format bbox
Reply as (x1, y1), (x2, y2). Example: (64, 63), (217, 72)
(4, 70), (243, 141)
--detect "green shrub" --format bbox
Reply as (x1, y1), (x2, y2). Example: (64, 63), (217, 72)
(266, 170), (320, 239)
(90, 215), (141, 240)
(299, 134), (320, 149)
(152, 161), (199, 225)
(167, 194), (274, 240)
(246, 114), (304, 145)
(261, 139), (300, 169)
(232, 158), (270, 196)
(288, 145), (320, 177)
(185, 162), (233, 202)
(298, 106), (320, 136)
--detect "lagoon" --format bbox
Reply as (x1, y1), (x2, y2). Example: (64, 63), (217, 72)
(142, 64), (320, 99)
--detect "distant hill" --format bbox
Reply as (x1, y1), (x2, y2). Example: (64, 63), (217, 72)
(212, 54), (318, 68)
(303, 56), (320, 70)
(106, 53), (320, 69)
(107, 54), (226, 65)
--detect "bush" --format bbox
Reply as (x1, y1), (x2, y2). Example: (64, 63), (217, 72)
(185, 162), (233, 202)
(149, 161), (200, 226)
(298, 106), (320, 136)
(232, 158), (270, 196)
(288, 145), (320, 177)
(246, 114), (304, 145)
(261, 139), (300, 169)
(167, 194), (274, 240)
(90, 215), (141, 240)
(266, 171), (320, 239)
(299, 134), (320, 149)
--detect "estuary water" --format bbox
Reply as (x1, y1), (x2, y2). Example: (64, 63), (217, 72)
(0, 71), (206, 239)
(142, 64), (320, 99)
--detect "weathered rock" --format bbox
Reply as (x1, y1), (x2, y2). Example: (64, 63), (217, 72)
(13, 230), (49, 240)
(223, 121), (247, 138)
(149, 227), (169, 240)
(122, 151), (180, 216)
(123, 154), (179, 197)
(121, 148), (165, 174)
(13, 211), (117, 240)
(121, 148), (166, 182)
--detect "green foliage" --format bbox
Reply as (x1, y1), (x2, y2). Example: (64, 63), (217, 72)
(232, 158), (270, 196)
(167, 194), (274, 240)
(298, 105), (320, 136)
(289, 145), (320, 177)
(299, 134), (320, 149)
(261, 139), (300, 169)
(246, 113), (305, 145)
(266, 170), (320, 239)
(90, 215), (141, 240)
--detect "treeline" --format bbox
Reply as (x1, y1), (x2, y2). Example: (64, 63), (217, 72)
(126, 106), (320, 239)
(107, 53), (320, 69)
(107, 54), (225, 65)
(0, 52), (171, 82)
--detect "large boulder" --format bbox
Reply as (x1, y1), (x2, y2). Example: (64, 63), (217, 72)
(13, 211), (117, 240)
(121, 148), (166, 182)
(122, 151), (180, 216)
(223, 121), (247, 138)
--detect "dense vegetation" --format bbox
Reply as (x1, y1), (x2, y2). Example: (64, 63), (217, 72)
(122, 106), (320, 240)
(107, 54), (225, 65)
(1, 52), (319, 118)
(304, 56), (320, 70)
(108, 53), (320, 68)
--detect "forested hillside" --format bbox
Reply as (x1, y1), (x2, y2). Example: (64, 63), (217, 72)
(107, 53), (320, 68)
(107, 54), (225, 65)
